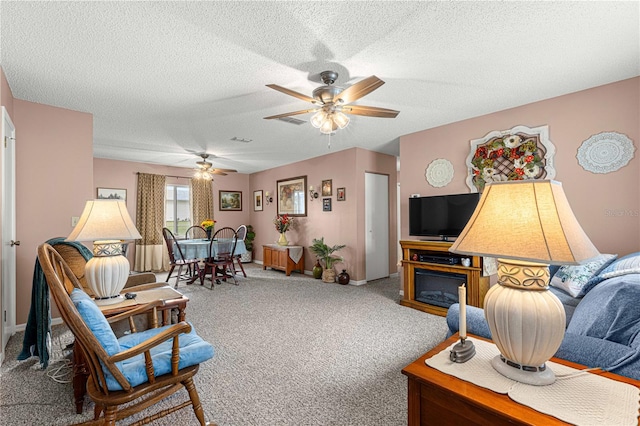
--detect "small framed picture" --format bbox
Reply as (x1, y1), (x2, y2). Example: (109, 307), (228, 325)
(219, 190), (242, 211)
(253, 190), (263, 211)
(323, 198), (332, 212)
(337, 187), (346, 201)
(97, 187), (126, 202)
(321, 179), (332, 196)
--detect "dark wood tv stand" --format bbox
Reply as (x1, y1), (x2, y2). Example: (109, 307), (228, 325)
(400, 240), (489, 316)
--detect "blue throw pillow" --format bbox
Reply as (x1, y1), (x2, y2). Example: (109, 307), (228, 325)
(550, 254), (617, 297)
(583, 252), (640, 294)
(70, 289), (120, 356)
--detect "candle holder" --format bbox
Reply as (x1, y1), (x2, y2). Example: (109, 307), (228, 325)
(449, 337), (476, 363)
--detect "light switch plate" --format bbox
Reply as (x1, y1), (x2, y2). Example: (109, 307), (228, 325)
(71, 216), (79, 227)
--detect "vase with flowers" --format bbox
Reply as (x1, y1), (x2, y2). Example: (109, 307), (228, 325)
(273, 214), (295, 246)
(201, 219), (216, 240)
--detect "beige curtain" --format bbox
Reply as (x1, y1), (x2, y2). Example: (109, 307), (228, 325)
(190, 178), (214, 229)
(134, 173), (166, 272)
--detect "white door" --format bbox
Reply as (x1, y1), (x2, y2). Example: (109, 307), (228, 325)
(1, 106), (16, 363)
(365, 172), (389, 281)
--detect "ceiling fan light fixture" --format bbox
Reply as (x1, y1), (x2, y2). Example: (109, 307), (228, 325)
(310, 110), (326, 128)
(334, 111), (350, 129)
(320, 117), (336, 134)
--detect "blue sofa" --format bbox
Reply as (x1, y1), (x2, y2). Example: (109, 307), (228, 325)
(446, 252), (640, 380)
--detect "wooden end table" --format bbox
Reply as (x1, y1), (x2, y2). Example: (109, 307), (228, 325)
(262, 244), (304, 276)
(402, 333), (640, 425)
(72, 285), (189, 414)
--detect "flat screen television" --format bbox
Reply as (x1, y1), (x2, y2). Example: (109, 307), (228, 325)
(409, 193), (480, 241)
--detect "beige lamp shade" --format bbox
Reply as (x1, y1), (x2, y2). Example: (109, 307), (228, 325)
(67, 200), (142, 243)
(449, 180), (599, 265)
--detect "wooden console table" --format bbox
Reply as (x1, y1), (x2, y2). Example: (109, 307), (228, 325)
(402, 334), (640, 425)
(400, 240), (489, 317)
(72, 285), (189, 414)
(262, 244), (304, 276)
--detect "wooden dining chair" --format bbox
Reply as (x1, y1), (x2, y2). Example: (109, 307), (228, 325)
(162, 227), (203, 288)
(202, 227), (238, 286)
(185, 225), (208, 240)
(37, 243), (215, 425)
(234, 225), (247, 277)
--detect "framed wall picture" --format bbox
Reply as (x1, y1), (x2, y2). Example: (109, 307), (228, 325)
(276, 176), (307, 216)
(321, 179), (332, 196)
(337, 187), (346, 201)
(323, 198), (332, 212)
(97, 187), (126, 202)
(219, 190), (242, 211)
(254, 190), (263, 211)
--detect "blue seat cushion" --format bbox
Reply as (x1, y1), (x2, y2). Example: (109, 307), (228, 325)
(70, 289), (121, 356)
(567, 274), (640, 349)
(103, 323), (214, 391)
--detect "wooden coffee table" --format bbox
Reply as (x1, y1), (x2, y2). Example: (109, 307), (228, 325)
(72, 285), (189, 414)
(402, 334), (640, 425)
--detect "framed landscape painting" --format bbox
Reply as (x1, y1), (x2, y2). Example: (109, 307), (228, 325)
(276, 175), (307, 216)
(219, 190), (242, 211)
(97, 187), (126, 202)
(254, 190), (263, 211)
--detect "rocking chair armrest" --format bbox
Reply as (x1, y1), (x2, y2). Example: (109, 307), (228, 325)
(109, 321), (192, 363)
(105, 300), (165, 325)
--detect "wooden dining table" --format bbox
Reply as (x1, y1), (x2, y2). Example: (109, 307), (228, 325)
(174, 238), (247, 260)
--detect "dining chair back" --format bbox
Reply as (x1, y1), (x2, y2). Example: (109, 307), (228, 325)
(162, 227), (202, 287)
(37, 243), (214, 425)
(233, 225), (248, 277)
(185, 225), (208, 240)
(203, 227), (238, 285)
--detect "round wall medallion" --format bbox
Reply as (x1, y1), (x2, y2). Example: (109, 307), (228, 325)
(577, 132), (635, 174)
(425, 158), (454, 187)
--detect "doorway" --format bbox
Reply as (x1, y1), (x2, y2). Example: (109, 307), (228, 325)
(1, 106), (16, 363)
(365, 172), (389, 281)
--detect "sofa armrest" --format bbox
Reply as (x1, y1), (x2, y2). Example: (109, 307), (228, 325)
(555, 333), (640, 380)
(124, 272), (157, 288)
(446, 303), (492, 340)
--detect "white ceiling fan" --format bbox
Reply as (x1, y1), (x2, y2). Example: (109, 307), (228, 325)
(264, 70), (400, 134)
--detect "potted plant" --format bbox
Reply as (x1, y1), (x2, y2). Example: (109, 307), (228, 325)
(240, 225), (255, 263)
(309, 237), (346, 283)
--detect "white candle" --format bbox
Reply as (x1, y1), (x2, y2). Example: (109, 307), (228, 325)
(459, 284), (467, 339)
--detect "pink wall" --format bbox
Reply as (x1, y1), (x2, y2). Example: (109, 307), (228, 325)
(93, 158), (250, 266)
(13, 100), (94, 325)
(400, 77), (640, 257)
(249, 147), (397, 281)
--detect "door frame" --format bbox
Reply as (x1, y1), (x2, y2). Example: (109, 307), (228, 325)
(1, 106), (16, 363)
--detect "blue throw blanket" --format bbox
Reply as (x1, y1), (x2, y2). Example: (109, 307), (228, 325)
(17, 238), (92, 369)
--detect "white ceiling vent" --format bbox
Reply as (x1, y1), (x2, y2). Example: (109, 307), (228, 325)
(277, 117), (306, 125)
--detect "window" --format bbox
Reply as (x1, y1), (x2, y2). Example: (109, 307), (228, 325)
(165, 184), (191, 235)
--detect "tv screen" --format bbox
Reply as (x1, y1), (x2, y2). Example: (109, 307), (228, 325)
(409, 193), (480, 240)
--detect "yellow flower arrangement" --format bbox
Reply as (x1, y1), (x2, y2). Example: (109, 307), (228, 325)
(201, 219), (216, 231)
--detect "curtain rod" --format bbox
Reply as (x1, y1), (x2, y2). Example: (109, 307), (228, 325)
(136, 172), (192, 179)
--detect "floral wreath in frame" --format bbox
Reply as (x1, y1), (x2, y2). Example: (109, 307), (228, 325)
(465, 125), (556, 192)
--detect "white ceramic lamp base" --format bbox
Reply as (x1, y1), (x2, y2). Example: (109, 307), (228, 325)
(85, 253), (130, 306)
(485, 259), (566, 386)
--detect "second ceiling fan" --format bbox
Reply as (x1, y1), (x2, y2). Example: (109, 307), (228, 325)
(264, 71), (400, 134)
(194, 153), (237, 179)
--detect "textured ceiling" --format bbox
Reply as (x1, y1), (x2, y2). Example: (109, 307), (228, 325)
(1, 1), (639, 174)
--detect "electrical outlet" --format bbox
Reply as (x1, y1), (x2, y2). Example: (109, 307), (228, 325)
(71, 216), (79, 227)
(411, 193), (421, 198)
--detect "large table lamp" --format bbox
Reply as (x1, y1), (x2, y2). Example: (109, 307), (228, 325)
(66, 200), (142, 305)
(450, 180), (599, 385)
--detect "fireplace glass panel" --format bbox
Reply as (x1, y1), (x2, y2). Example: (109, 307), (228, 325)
(414, 269), (467, 308)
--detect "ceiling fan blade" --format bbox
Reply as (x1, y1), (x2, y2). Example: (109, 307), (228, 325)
(342, 105), (400, 118)
(210, 170), (228, 176)
(264, 108), (318, 120)
(214, 168), (237, 173)
(266, 84), (317, 104)
(334, 76), (385, 105)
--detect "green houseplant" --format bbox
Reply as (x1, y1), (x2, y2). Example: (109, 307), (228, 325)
(309, 237), (346, 283)
(241, 225), (256, 263)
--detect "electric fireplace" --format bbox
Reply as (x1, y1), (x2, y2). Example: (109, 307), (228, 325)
(414, 268), (468, 309)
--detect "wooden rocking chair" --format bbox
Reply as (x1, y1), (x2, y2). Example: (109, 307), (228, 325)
(37, 243), (215, 425)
